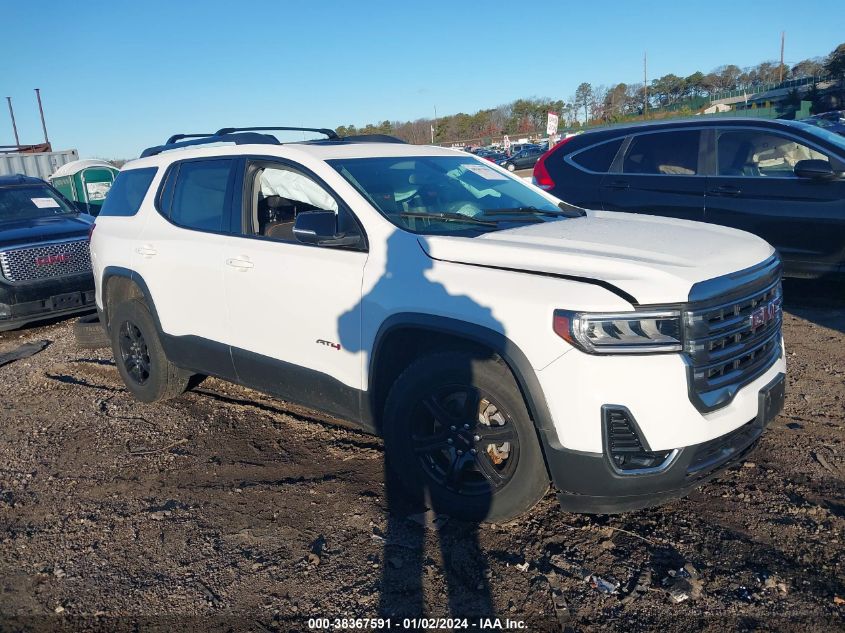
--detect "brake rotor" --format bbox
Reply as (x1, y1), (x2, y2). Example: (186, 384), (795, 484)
(478, 397), (511, 465)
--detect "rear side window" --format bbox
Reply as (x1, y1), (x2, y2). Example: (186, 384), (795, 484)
(99, 167), (157, 217)
(167, 159), (233, 232)
(571, 138), (624, 172)
(622, 131), (700, 175)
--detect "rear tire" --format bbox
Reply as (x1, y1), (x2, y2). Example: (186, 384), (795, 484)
(110, 299), (191, 402)
(383, 351), (549, 522)
(73, 313), (110, 349)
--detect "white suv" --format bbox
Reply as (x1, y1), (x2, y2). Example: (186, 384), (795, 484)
(90, 127), (786, 521)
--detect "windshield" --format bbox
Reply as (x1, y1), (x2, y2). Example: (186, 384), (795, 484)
(329, 155), (563, 235)
(0, 184), (77, 222)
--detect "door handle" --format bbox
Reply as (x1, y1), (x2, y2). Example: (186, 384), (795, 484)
(603, 180), (629, 191)
(709, 185), (741, 196)
(226, 257), (254, 271)
(135, 245), (157, 258)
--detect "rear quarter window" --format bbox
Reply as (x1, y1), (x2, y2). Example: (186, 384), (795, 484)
(99, 167), (157, 217)
(570, 138), (624, 172)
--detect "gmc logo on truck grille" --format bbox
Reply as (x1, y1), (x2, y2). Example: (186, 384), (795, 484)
(750, 298), (781, 329)
(35, 254), (69, 266)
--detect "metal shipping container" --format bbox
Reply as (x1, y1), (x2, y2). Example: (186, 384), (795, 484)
(0, 149), (79, 180)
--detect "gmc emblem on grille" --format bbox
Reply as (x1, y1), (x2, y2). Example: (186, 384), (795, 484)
(35, 254), (69, 266)
(750, 299), (781, 328)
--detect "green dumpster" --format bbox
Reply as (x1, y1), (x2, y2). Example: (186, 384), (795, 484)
(49, 159), (119, 216)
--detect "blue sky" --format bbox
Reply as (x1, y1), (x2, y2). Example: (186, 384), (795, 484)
(2, 0), (842, 158)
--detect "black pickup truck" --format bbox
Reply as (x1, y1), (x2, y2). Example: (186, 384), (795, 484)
(0, 174), (95, 331)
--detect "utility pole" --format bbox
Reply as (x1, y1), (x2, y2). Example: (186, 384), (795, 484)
(34, 88), (50, 146)
(779, 31), (785, 84)
(432, 105), (438, 144)
(6, 97), (20, 146)
(643, 51), (648, 119)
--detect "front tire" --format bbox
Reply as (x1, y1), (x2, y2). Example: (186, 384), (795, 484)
(109, 299), (191, 402)
(383, 352), (549, 522)
(506, 163), (516, 172)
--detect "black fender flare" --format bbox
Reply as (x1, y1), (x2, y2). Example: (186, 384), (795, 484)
(100, 266), (163, 334)
(369, 313), (563, 449)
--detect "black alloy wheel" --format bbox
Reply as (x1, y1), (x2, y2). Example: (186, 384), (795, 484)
(118, 320), (151, 385)
(410, 385), (520, 496)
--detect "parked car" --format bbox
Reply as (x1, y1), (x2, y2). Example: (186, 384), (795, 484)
(0, 174), (95, 331)
(483, 151), (508, 163)
(534, 117), (845, 277)
(91, 126), (785, 521)
(801, 111), (845, 137)
(498, 146), (544, 171)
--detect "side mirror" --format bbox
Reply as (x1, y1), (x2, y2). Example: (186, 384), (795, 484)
(794, 159), (836, 180)
(293, 211), (362, 248)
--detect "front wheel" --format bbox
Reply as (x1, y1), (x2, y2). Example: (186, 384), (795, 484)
(383, 352), (549, 522)
(506, 163), (516, 172)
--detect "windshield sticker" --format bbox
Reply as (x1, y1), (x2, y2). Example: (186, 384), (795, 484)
(462, 164), (509, 180)
(31, 197), (61, 209)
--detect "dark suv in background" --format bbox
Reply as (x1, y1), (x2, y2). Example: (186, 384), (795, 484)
(534, 118), (845, 278)
(0, 174), (95, 331)
(499, 145), (544, 171)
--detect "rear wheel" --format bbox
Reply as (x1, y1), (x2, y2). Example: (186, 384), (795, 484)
(383, 352), (549, 522)
(110, 299), (191, 402)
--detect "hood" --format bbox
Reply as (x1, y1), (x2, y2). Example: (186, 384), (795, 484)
(418, 210), (775, 304)
(0, 214), (93, 249)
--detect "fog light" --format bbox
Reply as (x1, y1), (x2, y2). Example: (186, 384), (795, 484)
(0, 303), (10, 319)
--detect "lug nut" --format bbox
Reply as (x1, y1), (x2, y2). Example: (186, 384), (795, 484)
(447, 438), (453, 444)
(463, 424), (470, 429)
(450, 425), (456, 431)
(470, 449), (477, 455)
(457, 450), (463, 455)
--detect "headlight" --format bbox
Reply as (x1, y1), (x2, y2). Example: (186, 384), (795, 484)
(553, 309), (682, 354)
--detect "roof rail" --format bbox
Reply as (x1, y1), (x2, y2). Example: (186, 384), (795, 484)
(341, 134), (406, 144)
(165, 133), (216, 145)
(214, 126), (339, 140)
(140, 127), (405, 159)
(140, 132), (280, 158)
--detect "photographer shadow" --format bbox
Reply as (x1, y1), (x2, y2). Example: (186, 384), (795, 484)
(338, 230), (502, 621)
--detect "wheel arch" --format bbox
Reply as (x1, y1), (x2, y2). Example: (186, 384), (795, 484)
(100, 267), (162, 334)
(368, 313), (559, 443)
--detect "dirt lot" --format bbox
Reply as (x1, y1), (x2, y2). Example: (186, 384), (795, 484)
(0, 279), (843, 632)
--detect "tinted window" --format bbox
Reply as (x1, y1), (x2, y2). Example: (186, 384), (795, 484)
(622, 131), (699, 175)
(717, 130), (830, 177)
(169, 159), (233, 232)
(99, 168), (157, 217)
(571, 138), (624, 172)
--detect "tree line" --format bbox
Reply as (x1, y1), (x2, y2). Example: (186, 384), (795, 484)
(336, 42), (845, 144)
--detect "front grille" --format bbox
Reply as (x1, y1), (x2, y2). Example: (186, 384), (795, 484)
(684, 259), (783, 412)
(0, 239), (92, 282)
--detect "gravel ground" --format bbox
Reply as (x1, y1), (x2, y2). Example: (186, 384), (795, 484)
(0, 279), (843, 632)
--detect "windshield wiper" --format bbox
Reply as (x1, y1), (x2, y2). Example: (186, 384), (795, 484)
(396, 212), (498, 226)
(483, 203), (586, 218)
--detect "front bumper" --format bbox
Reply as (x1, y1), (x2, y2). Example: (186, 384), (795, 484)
(0, 273), (95, 331)
(541, 372), (785, 514)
